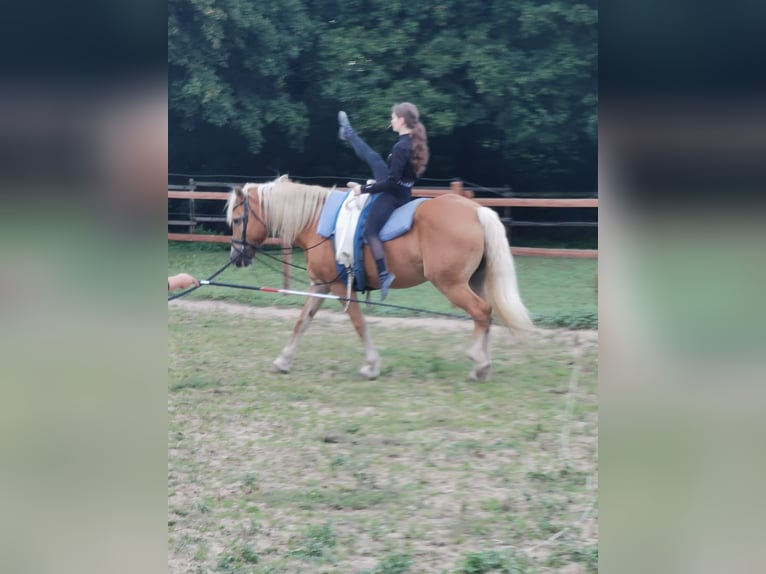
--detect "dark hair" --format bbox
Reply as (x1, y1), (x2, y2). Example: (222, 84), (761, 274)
(392, 102), (429, 177)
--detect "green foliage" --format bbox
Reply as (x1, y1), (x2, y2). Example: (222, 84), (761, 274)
(570, 545), (598, 572)
(531, 309), (598, 330)
(288, 521), (337, 563)
(358, 553), (412, 574)
(313, 0), (596, 180)
(217, 544), (260, 573)
(169, 0), (597, 189)
(169, 0), (313, 153)
(457, 549), (530, 573)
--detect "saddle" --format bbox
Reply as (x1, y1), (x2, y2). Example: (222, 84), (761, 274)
(317, 189), (429, 292)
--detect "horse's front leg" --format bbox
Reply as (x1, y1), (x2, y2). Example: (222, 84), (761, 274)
(432, 281), (493, 381)
(330, 284), (380, 379)
(273, 283), (329, 373)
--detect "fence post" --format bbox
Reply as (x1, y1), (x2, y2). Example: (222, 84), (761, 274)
(188, 178), (196, 234)
(450, 180), (463, 196)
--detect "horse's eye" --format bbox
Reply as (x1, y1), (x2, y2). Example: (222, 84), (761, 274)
(232, 217), (243, 225)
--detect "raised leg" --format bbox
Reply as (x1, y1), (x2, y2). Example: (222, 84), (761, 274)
(338, 112), (390, 182)
(273, 283), (329, 373)
(329, 283), (380, 379)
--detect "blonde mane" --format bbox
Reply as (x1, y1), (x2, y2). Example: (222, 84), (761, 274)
(226, 175), (333, 245)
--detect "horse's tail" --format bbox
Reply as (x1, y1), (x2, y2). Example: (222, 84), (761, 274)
(477, 206), (534, 332)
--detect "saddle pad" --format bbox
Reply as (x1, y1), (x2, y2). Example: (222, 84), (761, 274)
(352, 196), (429, 292)
(319, 193), (429, 242)
(316, 190), (348, 238)
(315, 193), (430, 292)
(378, 197), (429, 242)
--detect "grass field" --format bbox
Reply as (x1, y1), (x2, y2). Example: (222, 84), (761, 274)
(169, 298), (598, 573)
(169, 240), (598, 573)
(168, 242), (598, 329)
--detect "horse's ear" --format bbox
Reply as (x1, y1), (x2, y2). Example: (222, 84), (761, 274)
(232, 185), (244, 198)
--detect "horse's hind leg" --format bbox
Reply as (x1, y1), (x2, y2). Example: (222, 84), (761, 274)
(273, 283), (329, 373)
(330, 284), (380, 379)
(467, 318), (492, 382)
(435, 280), (493, 381)
(467, 265), (492, 381)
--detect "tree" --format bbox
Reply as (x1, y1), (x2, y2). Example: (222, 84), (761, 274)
(169, 0), (314, 154)
(310, 0), (597, 185)
(169, 0), (598, 191)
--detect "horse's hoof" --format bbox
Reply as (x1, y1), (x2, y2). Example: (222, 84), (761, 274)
(469, 364), (491, 382)
(359, 364), (379, 380)
(272, 357), (292, 373)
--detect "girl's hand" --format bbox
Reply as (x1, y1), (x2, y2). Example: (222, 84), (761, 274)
(347, 182), (362, 196)
(169, 273), (199, 291)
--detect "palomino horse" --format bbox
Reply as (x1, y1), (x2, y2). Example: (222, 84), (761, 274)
(226, 175), (532, 381)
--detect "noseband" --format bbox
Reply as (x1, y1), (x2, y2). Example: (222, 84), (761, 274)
(230, 192), (267, 258)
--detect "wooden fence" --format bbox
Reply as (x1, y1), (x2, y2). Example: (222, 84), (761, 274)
(169, 180), (597, 256)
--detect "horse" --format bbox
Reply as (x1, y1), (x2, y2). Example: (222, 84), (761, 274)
(225, 175), (532, 381)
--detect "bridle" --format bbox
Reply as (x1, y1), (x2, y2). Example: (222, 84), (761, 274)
(230, 190), (268, 262)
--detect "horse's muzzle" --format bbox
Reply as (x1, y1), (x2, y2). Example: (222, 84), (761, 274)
(230, 247), (253, 267)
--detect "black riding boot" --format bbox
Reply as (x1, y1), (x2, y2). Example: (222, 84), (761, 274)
(375, 257), (395, 301)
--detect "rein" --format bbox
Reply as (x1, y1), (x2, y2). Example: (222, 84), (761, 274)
(170, 190), (338, 303)
(198, 279), (485, 323)
(253, 241), (344, 288)
(229, 189), (338, 284)
(231, 188), (331, 271)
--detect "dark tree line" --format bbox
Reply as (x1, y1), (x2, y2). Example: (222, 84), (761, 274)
(169, 0), (597, 193)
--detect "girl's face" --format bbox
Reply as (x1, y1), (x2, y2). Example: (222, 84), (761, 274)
(390, 112), (406, 133)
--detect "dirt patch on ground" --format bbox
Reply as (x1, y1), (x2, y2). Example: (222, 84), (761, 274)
(170, 298), (598, 352)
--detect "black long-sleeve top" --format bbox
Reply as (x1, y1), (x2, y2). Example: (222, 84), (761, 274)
(360, 134), (416, 199)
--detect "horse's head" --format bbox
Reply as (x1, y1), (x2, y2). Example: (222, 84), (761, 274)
(226, 184), (268, 267)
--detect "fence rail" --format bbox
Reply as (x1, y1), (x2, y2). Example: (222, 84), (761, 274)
(168, 181), (597, 260)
